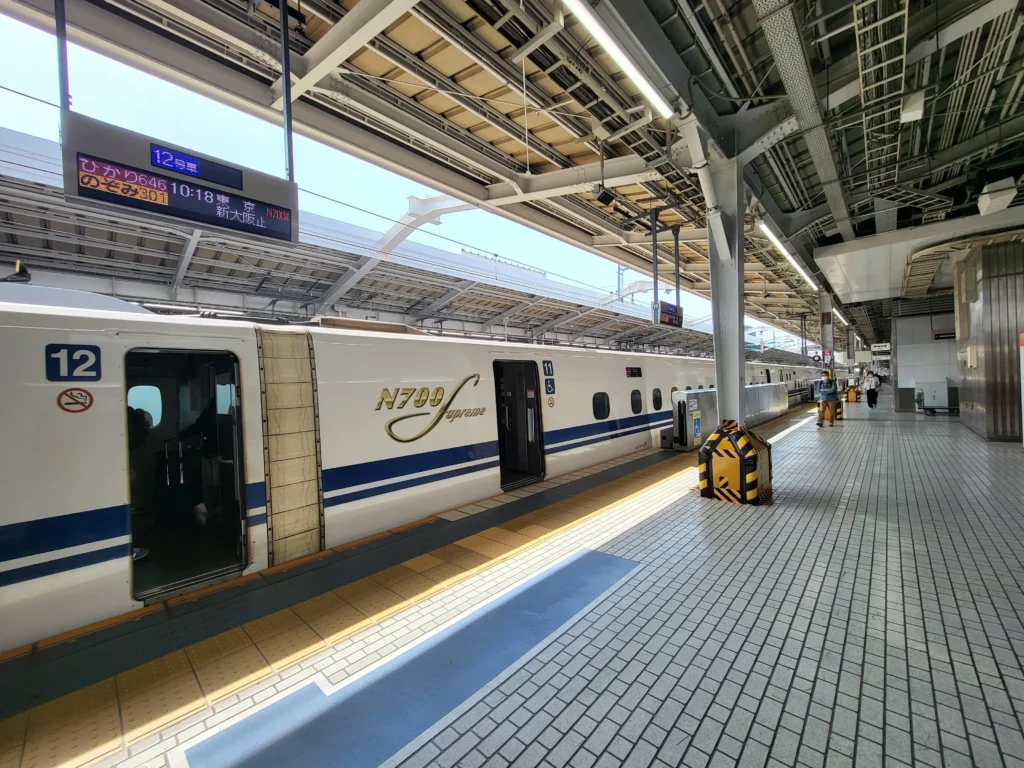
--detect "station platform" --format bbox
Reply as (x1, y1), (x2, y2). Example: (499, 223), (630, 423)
(3, 397), (1024, 768)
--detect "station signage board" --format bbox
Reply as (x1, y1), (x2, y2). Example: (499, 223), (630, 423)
(871, 343), (891, 352)
(61, 111), (298, 242)
(657, 301), (683, 328)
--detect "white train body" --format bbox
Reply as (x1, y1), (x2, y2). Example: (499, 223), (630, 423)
(0, 300), (819, 651)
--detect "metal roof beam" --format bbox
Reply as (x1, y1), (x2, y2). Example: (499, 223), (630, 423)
(171, 229), (202, 297)
(486, 155), (663, 206)
(753, 0), (855, 241)
(819, 0), (1019, 110)
(270, 0), (421, 108)
(510, 0), (564, 64)
(481, 297), (544, 331)
(532, 307), (597, 337)
(316, 256), (377, 311)
(412, 280), (477, 318)
(568, 317), (619, 342)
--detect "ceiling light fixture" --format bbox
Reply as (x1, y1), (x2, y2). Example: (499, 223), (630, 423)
(561, 0), (675, 119)
(756, 221), (818, 291)
(833, 308), (849, 326)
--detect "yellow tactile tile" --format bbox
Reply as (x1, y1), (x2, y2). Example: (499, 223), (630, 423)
(26, 679), (118, 741)
(115, 649), (192, 700)
(120, 672), (206, 744)
(333, 577), (385, 602)
(388, 573), (438, 601)
(0, 747), (21, 768)
(457, 535), (514, 558)
(419, 561), (468, 585)
(367, 564), (418, 586)
(243, 608), (303, 643)
(446, 548), (493, 570)
(185, 627), (253, 669)
(195, 645), (272, 703)
(20, 705), (121, 768)
(477, 528), (534, 547)
(293, 591), (346, 622)
(431, 543), (475, 562)
(401, 553), (445, 572)
(256, 624), (326, 670)
(0, 713), (26, 753)
(504, 524), (554, 540)
(349, 588), (408, 621)
(308, 604), (372, 644)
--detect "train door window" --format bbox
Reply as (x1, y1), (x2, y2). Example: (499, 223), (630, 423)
(765, 369), (772, 383)
(493, 361), (545, 491)
(125, 349), (245, 601)
(631, 390), (643, 414)
(653, 388), (663, 410)
(128, 385), (163, 427)
(593, 392), (610, 420)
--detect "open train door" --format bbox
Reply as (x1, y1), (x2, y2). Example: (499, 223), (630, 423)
(493, 360), (545, 490)
(125, 349), (245, 600)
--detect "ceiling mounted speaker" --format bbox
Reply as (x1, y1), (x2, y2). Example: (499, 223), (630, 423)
(593, 185), (615, 206)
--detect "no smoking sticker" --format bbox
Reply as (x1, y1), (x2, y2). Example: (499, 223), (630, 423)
(57, 388), (94, 413)
(547, 397), (555, 408)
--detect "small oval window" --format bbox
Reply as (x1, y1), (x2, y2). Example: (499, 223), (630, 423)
(685, 385), (692, 391)
(593, 392), (610, 420)
(630, 389), (643, 414)
(653, 388), (663, 411)
(698, 385), (704, 390)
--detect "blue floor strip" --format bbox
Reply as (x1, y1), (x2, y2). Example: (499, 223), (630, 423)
(185, 549), (635, 768)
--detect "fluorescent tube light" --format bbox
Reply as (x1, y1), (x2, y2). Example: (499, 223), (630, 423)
(562, 0), (674, 119)
(756, 221), (818, 291)
(833, 308), (849, 326)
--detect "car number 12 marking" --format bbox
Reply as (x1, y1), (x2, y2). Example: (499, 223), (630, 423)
(46, 344), (102, 382)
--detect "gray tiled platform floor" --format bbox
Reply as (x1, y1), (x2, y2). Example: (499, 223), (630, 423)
(395, 398), (1024, 768)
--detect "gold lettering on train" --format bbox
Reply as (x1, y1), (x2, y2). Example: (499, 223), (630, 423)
(383, 374), (486, 443)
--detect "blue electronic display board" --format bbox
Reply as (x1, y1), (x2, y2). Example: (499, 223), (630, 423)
(151, 144), (243, 190)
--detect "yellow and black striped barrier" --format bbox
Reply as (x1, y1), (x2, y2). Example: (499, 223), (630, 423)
(698, 419), (773, 505)
(836, 398), (844, 421)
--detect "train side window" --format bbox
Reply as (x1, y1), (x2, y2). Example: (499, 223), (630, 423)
(128, 385), (163, 427)
(653, 388), (663, 410)
(630, 390), (643, 414)
(593, 392), (610, 420)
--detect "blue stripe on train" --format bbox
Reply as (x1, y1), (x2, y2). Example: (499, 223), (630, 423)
(546, 412), (672, 447)
(246, 481), (267, 510)
(324, 459), (502, 509)
(322, 441), (499, 494)
(0, 505), (129, 564)
(0, 544), (131, 588)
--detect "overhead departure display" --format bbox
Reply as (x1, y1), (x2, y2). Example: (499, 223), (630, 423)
(75, 154), (292, 241)
(61, 110), (298, 242)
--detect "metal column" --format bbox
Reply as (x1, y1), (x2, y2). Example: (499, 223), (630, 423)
(707, 157), (747, 423)
(278, 0), (295, 182)
(54, 0), (70, 110)
(650, 208), (659, 323)
(819, 293), (834, 370)
(672, 225), (680, 308)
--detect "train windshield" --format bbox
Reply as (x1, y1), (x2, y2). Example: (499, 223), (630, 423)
(125, 349), (245, 600)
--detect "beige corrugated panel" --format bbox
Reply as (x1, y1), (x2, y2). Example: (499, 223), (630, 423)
(256, 328), (324, 565)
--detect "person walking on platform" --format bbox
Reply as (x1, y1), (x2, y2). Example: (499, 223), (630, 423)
(863, 370), (881, 409)
(817, 370), (839, 427)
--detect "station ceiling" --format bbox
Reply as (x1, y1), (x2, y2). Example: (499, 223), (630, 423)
(2, 0), (1023, 346)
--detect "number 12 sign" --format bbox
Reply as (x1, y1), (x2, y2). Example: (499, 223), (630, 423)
(46, 344), (102, 382)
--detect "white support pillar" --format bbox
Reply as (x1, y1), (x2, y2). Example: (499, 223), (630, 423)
(707, 154), (747, 423)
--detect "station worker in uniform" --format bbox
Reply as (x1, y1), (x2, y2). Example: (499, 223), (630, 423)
(817, 370), (839, 427)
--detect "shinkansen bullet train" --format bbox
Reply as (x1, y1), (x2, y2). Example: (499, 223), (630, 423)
(0, 291), (821, 651)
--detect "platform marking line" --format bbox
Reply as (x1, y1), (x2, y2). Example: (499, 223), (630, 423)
(166, 548), (638, 768)
(378, 560), (644, 768)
